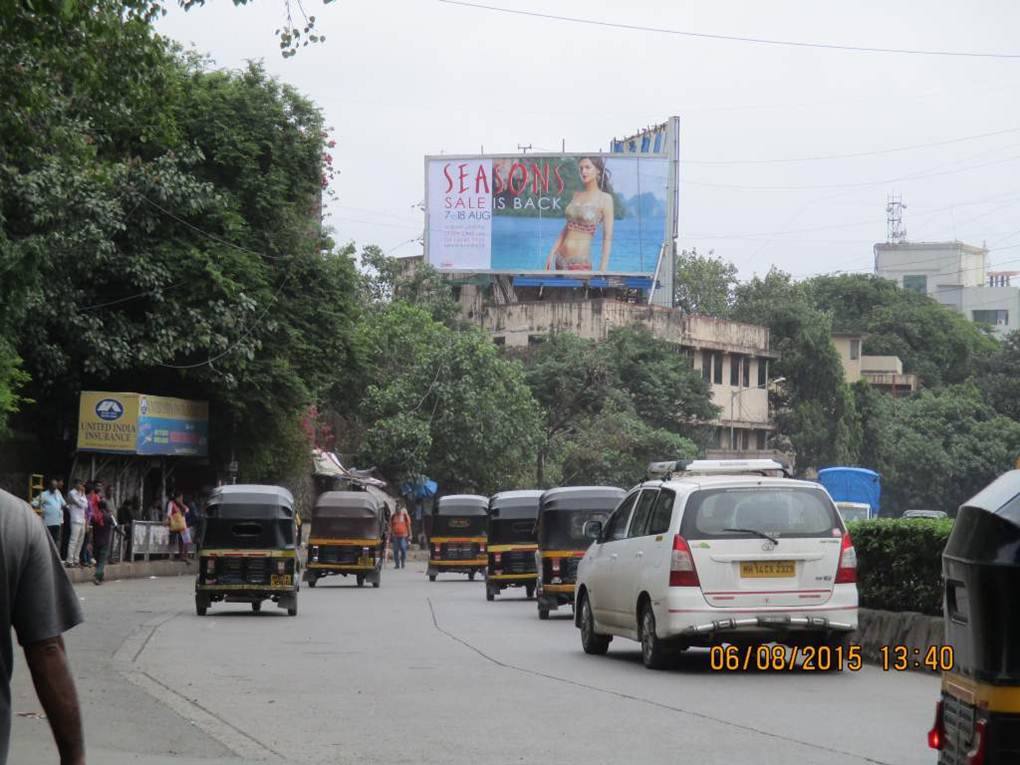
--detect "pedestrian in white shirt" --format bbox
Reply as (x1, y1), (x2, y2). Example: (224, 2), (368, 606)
(65, 480), (89, 567)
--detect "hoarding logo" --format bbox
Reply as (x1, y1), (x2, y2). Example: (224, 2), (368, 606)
(95, 398), (124, 421)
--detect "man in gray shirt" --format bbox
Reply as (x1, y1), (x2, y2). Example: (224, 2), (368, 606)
(1, 488), (85, 764)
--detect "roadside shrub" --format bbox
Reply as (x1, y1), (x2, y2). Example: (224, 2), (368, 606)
(846, 519), (954, 616)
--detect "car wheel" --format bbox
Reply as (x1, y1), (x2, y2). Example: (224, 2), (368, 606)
(640, 602), (670, 670)
(579, 594), (610, 655)
(251, 601), (261, 614)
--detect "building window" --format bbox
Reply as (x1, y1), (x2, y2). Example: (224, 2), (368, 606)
(492, 336), (506, 346)
(713, 352), (723, 385)
(702, 350), (712, 382)
(972, 309), (1009, 326)
(757, 358), (767, 388)
(730, 354), (741, 386)
(742, 356), (751, 387)
(756, 430), (767, 450)
(850, 339), (860, 360)
(527, 334), (546, 346)
(902, 275), (927, 294)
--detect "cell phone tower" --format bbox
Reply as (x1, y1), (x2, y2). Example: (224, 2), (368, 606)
(886, 194), (907, 244)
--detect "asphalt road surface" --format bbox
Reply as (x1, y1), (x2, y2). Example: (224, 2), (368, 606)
(12, 563), (939, 764)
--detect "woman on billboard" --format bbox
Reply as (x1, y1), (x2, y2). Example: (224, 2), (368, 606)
(546, 157), (614, 272)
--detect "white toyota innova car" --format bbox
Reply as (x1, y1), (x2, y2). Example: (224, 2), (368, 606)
(574, 460), (858, 669)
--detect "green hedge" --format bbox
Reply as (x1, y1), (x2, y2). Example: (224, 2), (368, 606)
(845, 519), (954, 616)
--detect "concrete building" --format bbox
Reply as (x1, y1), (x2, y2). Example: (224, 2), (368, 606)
(833, 332), (917, 396)
(874, 240), (1020, 337)
(456, 285), (780, 458)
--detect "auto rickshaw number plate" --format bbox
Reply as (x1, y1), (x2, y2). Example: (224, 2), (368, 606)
(357, 556), (371, 567)
(271, 574), (292, 586)
(740, 561), (795, 578)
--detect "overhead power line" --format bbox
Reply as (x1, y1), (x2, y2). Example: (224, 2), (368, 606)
(439, 1), (1020, 59)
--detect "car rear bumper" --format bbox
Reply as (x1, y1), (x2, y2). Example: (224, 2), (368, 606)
(662, 587), (858, 639)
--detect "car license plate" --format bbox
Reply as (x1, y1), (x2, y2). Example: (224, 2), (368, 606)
(270, 574), (292, 586)
(740, 561), (795, 578)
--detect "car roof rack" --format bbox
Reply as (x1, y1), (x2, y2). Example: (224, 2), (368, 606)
(647, 458), (792, 481)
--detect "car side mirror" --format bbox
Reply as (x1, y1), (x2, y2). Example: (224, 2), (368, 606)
(583, 520), (603, 541)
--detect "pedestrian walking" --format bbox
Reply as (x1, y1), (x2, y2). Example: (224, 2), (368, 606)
(390, 505), (412, 569)
(32, 479), (67, 548)
(90, 500), (115, 585)
(0, 488), (86, 765)
(57, 479), (71, 561)
(165, 492), (190, 564)
(117, 496), (138, 562)
(65, 480), (89, 567)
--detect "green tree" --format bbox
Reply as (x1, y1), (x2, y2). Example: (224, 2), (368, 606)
(673, 247), (737, 317)
(355, 303), (541, 494)
(975, 330), (1020, 420)
(358, 245), (459, 326)
(732, 269), (860, 470)
(855, 383), (1020, 513)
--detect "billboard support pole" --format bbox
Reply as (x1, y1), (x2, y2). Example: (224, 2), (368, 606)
(648, 243), (666, 306)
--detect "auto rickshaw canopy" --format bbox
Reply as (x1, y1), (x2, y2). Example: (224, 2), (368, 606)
(204, 484), (295, 519)
(436, 495), (489, 516)
(489, 490), (543, 520)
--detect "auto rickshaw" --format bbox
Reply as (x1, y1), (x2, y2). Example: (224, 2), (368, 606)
(486, 490), (542, 601)
(304, 491), (385, 588)
(428, 495), (488, 581)
(195, 484), (299, 616)
(929, 470), (1020, 764)
(535, 486), (624, 620)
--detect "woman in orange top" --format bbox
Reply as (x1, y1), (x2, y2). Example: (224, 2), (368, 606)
(390, 506), (412, 569)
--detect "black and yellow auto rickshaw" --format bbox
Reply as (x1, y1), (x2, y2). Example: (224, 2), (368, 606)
(304, 491), (385, 588)
(195, 484), (299, 616)
(929, 470), (1020, 764)
(428, 494), (488, 582)
(485, 490), (542, 601)
(535, 486), (624, 620)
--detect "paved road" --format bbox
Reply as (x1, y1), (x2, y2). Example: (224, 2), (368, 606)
(12, 563), (939, 764)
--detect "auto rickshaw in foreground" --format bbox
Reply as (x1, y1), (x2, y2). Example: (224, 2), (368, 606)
(195, 484), (299, 616)
(535, 486), (624, 620)
(929, 469), (1020, 764)
(305, 491), (385, 588)
(486, 490), (542, 601)
(428, 495), (488, 581)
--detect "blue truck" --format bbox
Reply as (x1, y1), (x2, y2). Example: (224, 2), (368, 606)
(817, 467), (881, 521)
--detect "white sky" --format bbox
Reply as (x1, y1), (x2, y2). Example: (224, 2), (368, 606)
(157, 0), (1020, 279)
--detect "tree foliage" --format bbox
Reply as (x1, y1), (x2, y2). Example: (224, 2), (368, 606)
(673, 247), (737, 317)
(354, 302), (541, 494)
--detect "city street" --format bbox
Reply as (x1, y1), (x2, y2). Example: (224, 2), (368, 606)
(13, 563), (938, 765)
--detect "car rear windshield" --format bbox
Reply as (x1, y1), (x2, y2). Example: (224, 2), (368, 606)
(680, 487), (841, 540)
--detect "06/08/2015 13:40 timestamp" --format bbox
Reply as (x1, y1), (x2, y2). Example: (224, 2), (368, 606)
(709, 644), (955, 672)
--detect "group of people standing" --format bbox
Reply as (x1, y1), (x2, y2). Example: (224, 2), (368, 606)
(33, 478), (127, 585)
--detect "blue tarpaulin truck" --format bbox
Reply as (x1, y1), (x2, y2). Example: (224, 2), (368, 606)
(817, 467), (881, 521)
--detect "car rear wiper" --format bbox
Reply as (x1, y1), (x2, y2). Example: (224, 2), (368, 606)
(722, 527), (779, 545)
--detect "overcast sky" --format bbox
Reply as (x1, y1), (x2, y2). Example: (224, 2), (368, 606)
(157, 0), (1020, 279)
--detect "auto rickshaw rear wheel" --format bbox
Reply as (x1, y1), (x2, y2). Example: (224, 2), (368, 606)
(429, 574), (436, 582)
(526, 584), (535, 599)
(195, 593), (208, 616)
(251, 601), (261, 614)
(538, 605), (550, 620)
(372, 579), (380, 588)
(486, 586), (495, 602)
(356, 574), (365, 587)
(468, 571), (476, 581)
(307, 575), (317, 588)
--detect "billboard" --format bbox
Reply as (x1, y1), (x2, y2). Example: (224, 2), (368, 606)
(78, 392), (209, 456)
(426, 154), (669, 276)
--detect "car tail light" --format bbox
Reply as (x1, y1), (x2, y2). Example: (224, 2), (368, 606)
(835, 532), (857, 584)
(551, 558), (561, 574)
(669, 535), (700, 587)
(276, 559), (286, 574)
(928, 700), (944, 750)
(966, 719), (987, 765)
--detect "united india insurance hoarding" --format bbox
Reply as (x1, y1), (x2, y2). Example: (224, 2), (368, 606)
(78, 391), (209, 456)
(425, 153), (669, 276)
